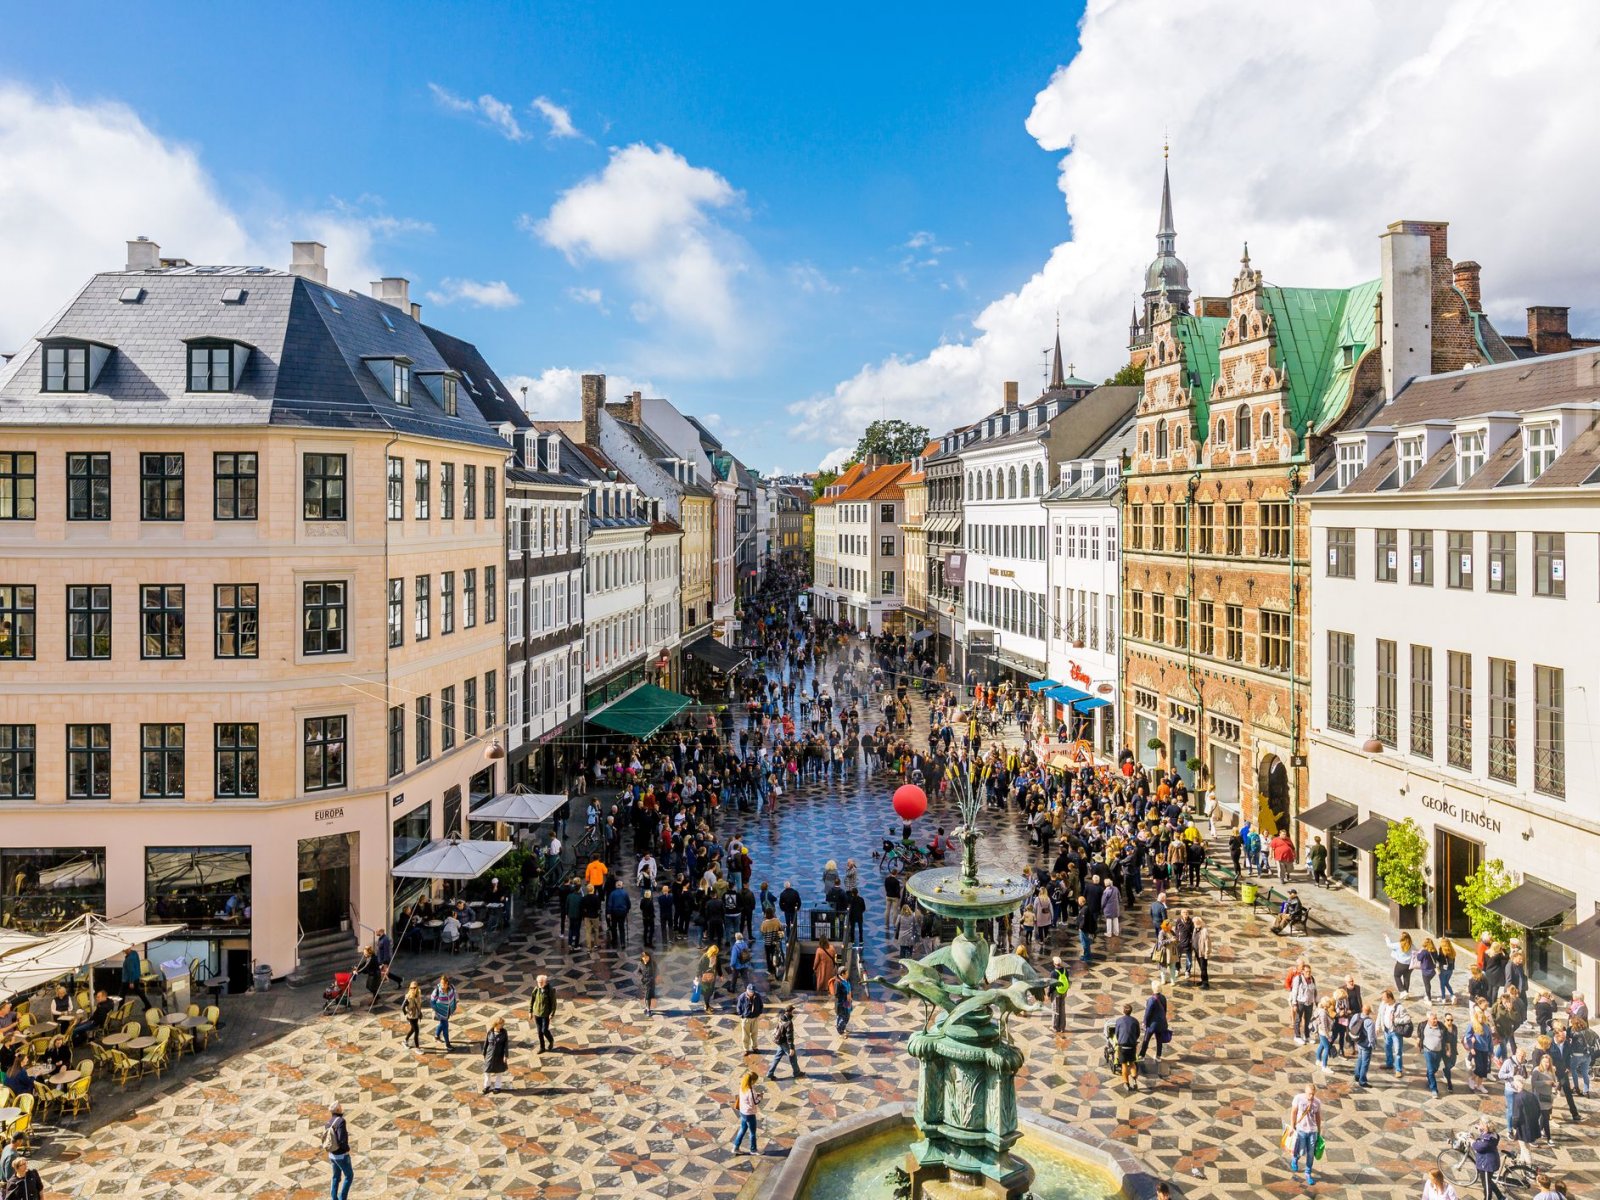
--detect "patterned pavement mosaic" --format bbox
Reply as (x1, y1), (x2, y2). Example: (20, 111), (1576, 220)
(26, 665), (1600, 1199)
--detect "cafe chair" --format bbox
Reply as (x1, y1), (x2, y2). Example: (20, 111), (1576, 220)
(31, 1080), (65, 1122)
(7, 1108), (32, 1152)
(194, 1006), (220, 1051)
(143, 1007), (164, 1035)
(64, 1074), (91, 1117)
(139, 1029), (171, 1080)
(107, 1049), (137, 1088)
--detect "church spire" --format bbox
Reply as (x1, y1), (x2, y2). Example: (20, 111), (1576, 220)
(1049, 312), (1066, 390)
(1156, 154), (1176, 257)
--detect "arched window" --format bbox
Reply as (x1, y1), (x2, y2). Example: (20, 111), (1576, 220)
(985, 470), (994, 500)
(1261, 410), (1275, 441)
(1236, 405), (1252, 450)
(1020, 466), (1031, 498)
(1175, 423), (1186, 447)
(1140, 430), (1150, 455)
(1007, 466), (1017, 497)
(1034, 463), (1045, 495)
(1215, 417), (1227, 446)
(1156, 418), (1168, 459)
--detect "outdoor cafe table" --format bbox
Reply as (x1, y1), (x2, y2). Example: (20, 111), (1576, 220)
(100, 1032), (135, 1048)
(124, 1036), (157, 1051)
(173, 1015), (207, 1029)
(46, 1069), (82, 1087)
(0, 1107), (20, 1125)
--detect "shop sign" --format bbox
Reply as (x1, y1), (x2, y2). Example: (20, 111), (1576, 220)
(1421, 793), (1501, 834)
(315, 806), (345, 822)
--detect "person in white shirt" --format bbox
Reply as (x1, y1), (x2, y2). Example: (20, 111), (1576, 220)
(637, 854), (658, 888)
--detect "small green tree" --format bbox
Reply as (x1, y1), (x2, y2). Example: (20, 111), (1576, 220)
(1374, 817), (1428, 907)
(1104, 361), (1145, 387)
(1457, 859), (1519, 946)
(852, 419), (930, 464)
(811, 469), (839, 498)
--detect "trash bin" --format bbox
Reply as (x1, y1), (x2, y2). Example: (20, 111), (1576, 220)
(254, 965), (272, 993)
(1240, 883), (1259, 906)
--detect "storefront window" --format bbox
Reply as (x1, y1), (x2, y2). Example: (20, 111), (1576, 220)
(144, 847), (251, 933)
(1523, 874), (1576, 996)
(393, 800), (432, 913)
(1, 847), (105, 932)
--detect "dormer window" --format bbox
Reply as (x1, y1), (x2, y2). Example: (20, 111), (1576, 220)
(1336, 442), (1365, 488)
(394, 362), (411, 407)
(442, 375), (457, 416)
(1456, 431), (1486, 482)
(43, 344), (89, 392)
(1397, 436), (1424, 485)
(188, 342), (234, 392)
(1526, 423), (1557, 481)
(417, 371), (460, 415)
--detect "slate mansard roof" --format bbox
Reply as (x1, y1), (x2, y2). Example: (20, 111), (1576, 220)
(0, 267), (513, 450)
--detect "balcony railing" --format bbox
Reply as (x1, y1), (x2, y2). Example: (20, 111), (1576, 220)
(1409, 713), (1433, 760)
(1446, 727), (1471, 770)
(1533, 745), (1565, 798)
(1375, 706), (1397, 748)
(1488, 735), (1516, 784)
(1327, 695), (1354, 734)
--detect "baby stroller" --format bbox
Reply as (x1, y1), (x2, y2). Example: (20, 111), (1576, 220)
(322, 971), (354, 1014)
(1101, 1022), (1119, 1070)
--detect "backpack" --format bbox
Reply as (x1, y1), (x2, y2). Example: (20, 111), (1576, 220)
(1392, 1008), (1415, 1037)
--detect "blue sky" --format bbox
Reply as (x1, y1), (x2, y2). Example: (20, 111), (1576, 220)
(0, 0), (1086, 472)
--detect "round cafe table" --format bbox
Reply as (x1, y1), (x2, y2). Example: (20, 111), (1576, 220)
(175, 1015), (207, 1029)
(100, 1031), (134, 1048)
(0, 1107), (20, 1125)
(124, 1036), (157, 1051)
(162, 1012), (194, 1025)
(47, 1069), (82, 1087)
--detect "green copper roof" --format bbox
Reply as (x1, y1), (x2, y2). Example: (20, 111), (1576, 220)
(1258, 280), (1379, 437)
(1172, 314), (1228, 437)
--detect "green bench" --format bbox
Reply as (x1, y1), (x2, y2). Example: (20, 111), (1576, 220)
(1203, 865), (1240, 899)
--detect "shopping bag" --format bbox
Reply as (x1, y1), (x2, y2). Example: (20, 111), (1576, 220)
(1314, 1134), (1325, 1161)
(691, 980), (703, 1005)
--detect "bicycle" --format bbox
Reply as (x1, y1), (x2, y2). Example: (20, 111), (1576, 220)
(1436, 1130), (1537, 1191)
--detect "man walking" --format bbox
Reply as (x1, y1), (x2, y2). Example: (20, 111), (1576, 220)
(529, 974), (558, 1054)
(1286, 1081), (1321, 1188)
(736, 983), (765, 1054)
(324, 1102), (353, 1200)
(1049, 954), (1071, 1035)
(765, 1004), (805, 1080)
(1352, 1002), (1376, 1088)
(606, 884), (632, 950)
(778, 881), (803, 945)
(1112, 1002), (1141, 1092)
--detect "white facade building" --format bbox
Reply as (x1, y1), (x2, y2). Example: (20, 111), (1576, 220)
(961, 427), (1052, 684)
(1042, 420), (1130, 756)
(1308, 347), (1600, 1000)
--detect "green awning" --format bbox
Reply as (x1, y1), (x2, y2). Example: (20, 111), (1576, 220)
(586, 683), (692, 738)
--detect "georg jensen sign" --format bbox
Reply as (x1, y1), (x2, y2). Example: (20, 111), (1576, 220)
(1421, 793), (1501, 834)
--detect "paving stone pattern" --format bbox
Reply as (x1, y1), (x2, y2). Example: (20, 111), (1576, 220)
(31, 659), (1600, 1198)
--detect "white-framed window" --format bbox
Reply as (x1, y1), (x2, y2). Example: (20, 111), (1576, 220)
(1397, 437), (1424, 485)
(508, 587), (523, 639)
(1526, 423), (1557, 481)
(1456, 431), (1485, 481)
(1336, 442), (1365, 489)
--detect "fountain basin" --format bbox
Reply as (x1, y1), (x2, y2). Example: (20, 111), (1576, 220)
(905, 866), (1037, 923)
(760, 1102), (1159, 1200)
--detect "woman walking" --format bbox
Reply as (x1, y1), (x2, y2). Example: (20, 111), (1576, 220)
(1386, 932), (1415, 996)
(401, 980), (424, 1049)
(732, 1069), (763, 1154)
(481, 1016), (510, 1094)
(1153, 920), (1178, 986)
(1191, 915), (1211, 989)
(1465, 1016), (1492, 1094)
(1437, 936), (1458, 1003)
(1417, 938), (1439, 1003)
(429, 975), (458, 1051)
(697, 944), (722, 1014)
(1313, 998), (1336, 1071)
(640, 950), (658, 1016)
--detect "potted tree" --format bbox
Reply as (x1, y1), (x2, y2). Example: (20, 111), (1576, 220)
(1456, 860), (1520, 948)
(1374, 817), (1428, 928)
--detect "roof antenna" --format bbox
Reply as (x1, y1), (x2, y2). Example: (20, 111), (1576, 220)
(520, 384), (529, 414)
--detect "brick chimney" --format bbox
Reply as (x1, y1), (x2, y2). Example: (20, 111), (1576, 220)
(1452, 261), (1482, 313)
(1528, 306), (1572, 355)
(580, 373), (606, 446)
(628, 390), (643, 426)
(1004, 381), (1019, 412)
(125, 237), (161, 271)
(289, 241), (328, 285)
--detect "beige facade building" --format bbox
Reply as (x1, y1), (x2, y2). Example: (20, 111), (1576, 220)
(0, 243), (508, 988)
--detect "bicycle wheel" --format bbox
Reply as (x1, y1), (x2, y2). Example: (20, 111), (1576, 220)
(1437, 1148), (1476, 1189)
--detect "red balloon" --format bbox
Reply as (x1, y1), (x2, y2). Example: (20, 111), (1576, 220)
(893, 784), (928, 821)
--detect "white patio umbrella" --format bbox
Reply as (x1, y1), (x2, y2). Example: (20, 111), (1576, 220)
(390, 836), (515, 881)
(469, 792), (568, 826)
(0, 913), (186, 972)
(0, 930), (50, 960)
(0, 961), (78, 1002)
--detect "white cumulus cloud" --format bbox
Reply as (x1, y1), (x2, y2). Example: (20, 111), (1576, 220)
(567, 286), (607, 311)
(818, 446), (853, 472)
(424, 278), (522, 308)
(0, 85), (413, 354)
(503, 367), (656, 420)
(428, 83), (527, 141)
(529, 143), (754, 370)
(532, 96), (580, 140)
(792, 0), (1600, 440)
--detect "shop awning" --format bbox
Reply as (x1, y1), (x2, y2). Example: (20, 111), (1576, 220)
(909, 629), (932, 644)
(391, 836), (514, 881)
(1485, 881), (1573, 929)
(587, 683), (693, 738)
(1338, 816), (1390, 854)
(1074, 696), (1112, 712)
(470, 792), (568, 825)
(1297, 797), (1359, 832)
(1553, 912), (1600, 960)
(1044, 683), (1092, 705)
(1027, 679), (1062, 693)
(924, 514), (960, 534)
(684, 639), (750, 674)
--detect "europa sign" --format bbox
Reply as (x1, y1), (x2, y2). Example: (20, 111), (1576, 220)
(1420, 793), (1501, 834)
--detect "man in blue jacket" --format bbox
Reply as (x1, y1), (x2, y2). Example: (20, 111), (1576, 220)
(606, 884), (632, 950)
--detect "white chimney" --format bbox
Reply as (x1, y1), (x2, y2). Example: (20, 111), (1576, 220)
(409, 302), (423, 322)
(372, 277), (410, 311)
(125, 237), (161, 271)
(289, 241), (328, 285)
(1380, 220), (1435, 400)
